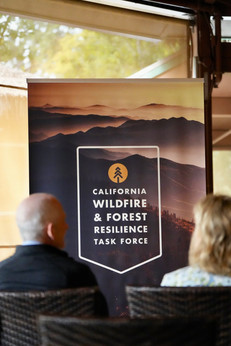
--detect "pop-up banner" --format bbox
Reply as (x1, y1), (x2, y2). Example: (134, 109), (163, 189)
(28, 79), (206, 315)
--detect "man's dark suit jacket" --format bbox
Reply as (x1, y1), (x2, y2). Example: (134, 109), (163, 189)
(0, 244), (108, 314)
(0, 244), (97, 290)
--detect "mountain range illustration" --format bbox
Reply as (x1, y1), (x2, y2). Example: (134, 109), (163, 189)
(29, 107), (205, 168)
(29, 102), (202, 119)
(29, 109), (128, 142)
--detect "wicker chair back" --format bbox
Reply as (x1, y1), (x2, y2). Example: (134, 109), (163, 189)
(0, 286), (98, 346)
(38, 315), (216, 346)
(126, 286), (231, 346)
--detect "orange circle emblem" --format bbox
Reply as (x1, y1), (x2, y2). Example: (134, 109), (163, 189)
(108, 163), (128, 183)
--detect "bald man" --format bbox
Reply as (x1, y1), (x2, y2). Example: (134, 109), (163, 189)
(0, 193), (104, 295)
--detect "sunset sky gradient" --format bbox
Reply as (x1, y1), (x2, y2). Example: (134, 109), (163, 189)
(28, 79), (204, 123)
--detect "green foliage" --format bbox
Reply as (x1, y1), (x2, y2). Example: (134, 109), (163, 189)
(0, 14), (184, 77)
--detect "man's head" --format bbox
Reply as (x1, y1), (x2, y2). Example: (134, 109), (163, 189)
(16, 193), (68, 249)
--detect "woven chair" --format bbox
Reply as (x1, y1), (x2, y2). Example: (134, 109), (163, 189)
(38, 315), (216, 346)
(126, 286), (231, 346)
(0, 286), (98, 346)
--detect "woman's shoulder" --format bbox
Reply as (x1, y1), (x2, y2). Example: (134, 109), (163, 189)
(161, 266), (231, 287)
(160, 266), (195, 286)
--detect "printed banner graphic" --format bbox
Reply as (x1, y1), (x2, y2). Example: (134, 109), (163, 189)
(28, 79), (206, 316)
(77, 145), (161, 274)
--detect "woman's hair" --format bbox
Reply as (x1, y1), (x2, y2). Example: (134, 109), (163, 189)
(189, 194), (231, 276)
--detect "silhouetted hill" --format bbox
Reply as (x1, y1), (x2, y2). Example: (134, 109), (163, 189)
(29, 109), (129, 141)
(35, 116), (204, 161)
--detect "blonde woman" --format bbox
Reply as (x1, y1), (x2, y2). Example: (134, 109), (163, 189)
(161, 194), (231, 286)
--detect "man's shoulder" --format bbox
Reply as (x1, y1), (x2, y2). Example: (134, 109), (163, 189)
(0, 245), (75, 269)
(0, 246), (25, 268)
(0, 244), (97, 282)
(13, 244), (68, 257)
(36, 245), (93, 272)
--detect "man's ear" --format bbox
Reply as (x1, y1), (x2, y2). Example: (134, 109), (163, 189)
(47, 222), (55, 240)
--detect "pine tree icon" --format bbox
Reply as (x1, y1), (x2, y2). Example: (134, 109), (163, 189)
(114, 166), (123, 183)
